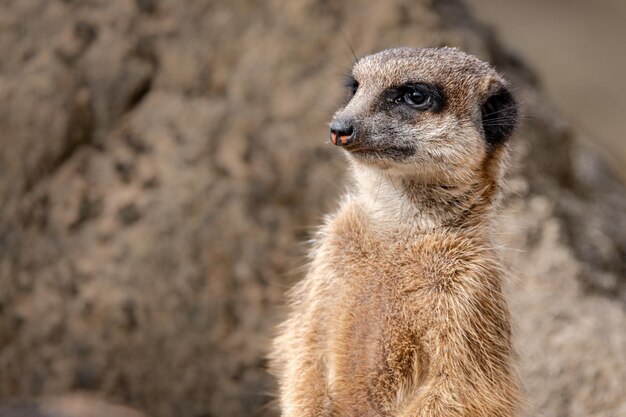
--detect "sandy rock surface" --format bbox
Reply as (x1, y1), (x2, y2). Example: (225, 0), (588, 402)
(0, 1), (624, 416)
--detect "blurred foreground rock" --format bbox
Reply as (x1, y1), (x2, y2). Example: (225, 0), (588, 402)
(0, 0), (624, 416)
(0, 395), (146, 417)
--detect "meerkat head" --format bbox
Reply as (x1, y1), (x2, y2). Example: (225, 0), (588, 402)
(330, 47), (517, 185)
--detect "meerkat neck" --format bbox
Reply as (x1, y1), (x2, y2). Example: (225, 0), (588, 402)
(351, 166), (496, 236)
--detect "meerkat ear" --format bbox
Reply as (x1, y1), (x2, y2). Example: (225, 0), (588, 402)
(480, 80), (518, 148)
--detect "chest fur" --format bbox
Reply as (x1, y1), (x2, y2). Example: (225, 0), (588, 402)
(318, 216), (492, 414)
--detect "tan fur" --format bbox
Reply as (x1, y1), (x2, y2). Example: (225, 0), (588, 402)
(270, 47), (522, 417)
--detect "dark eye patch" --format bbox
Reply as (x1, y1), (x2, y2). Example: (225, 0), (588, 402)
(384, 83), (446, 113)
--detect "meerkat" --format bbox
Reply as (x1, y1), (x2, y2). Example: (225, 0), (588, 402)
(270, 47), (521, 417)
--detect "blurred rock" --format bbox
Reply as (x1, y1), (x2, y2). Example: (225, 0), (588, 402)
(0, 395), (146, 417)
(0, 1), (624, 417)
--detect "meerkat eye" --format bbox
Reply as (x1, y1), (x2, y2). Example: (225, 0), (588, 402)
(405, 89), (429, 106)
(386, 83), (448, 113)
(344, 75), (359, 97)
(395, 86), (432, 110)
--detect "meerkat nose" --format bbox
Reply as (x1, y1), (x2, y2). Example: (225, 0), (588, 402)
(330, 119), (355, 146)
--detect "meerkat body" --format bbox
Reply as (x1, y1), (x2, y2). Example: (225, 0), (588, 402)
(271, 47), (521, 417)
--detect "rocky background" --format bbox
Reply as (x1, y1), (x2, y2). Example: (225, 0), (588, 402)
(467, 0), (626, 181)
(0, 1), (624, 417)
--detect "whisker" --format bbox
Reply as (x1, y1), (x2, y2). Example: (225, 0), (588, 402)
(482, 105), (521, 118)
(334, 21), (360, 64)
